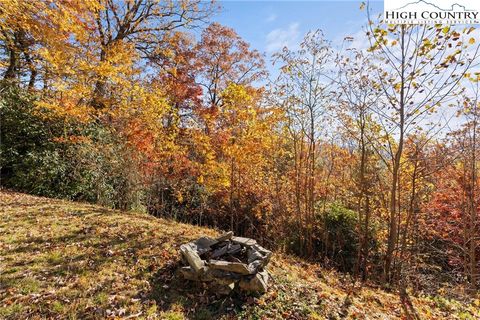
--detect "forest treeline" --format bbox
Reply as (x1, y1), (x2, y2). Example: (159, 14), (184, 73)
(1, 1), (479, 293)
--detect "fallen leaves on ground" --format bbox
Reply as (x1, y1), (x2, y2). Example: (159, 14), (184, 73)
(0, 191), (478, 319)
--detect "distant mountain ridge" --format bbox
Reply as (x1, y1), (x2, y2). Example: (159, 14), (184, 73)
(394, 0), (474, 11)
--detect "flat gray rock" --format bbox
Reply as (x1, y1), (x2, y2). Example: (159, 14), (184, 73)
(227, 243), (242, 255)
(211, 245), (228, 259)
(231, 236), (257, 247)
(178, 232), (272, 294)
(216, 231), (233, 242)
(180, 244), (205, 272)
(179, 266), (200, 281)
(208, 259), (252, 275)
(239, 271), (269, 293)
(194, 237), (218, 251)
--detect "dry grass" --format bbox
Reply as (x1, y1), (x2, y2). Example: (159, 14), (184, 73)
(0, 190), (478, 319)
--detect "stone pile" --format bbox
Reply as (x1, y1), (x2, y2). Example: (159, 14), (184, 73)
(179, 232), (272, 294)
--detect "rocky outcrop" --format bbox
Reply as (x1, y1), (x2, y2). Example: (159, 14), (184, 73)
(178, 232), (272, 294)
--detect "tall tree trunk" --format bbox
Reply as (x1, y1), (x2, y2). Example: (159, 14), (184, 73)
(354, 111), (371, 280)
(468, 106), (478, 291)
(3, 34), (18, 80)
(385, 24), (406, 284)
(308, 108), (315, 256)
(230, 157), (235, 232)
(398, 157), (418, 284)
(92, 46), (107, 109)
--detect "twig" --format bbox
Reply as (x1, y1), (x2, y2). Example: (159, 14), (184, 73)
(122, 311), (143, 319)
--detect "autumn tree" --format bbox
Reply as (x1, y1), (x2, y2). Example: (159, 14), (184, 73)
(150, 31), (202, 121)
(335, 49), (382, 280)
(459, 79), (480, 291)
(211, 84), (282, 235)
(0, 0), (98, 89)
(91, 0), (216, 109)
(422, 129), (480, 292)
(193, 22), (265, 135)
(367, 21), (480, 283)
(427, 85), (480, 291)
(274, 30), (334, 256)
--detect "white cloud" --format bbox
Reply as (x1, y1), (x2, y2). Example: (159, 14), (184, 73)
(266, 13), (277, 22)
(266, 22), (300, 52)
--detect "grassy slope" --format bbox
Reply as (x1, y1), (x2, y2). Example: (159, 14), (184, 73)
(0, 191), (478, 320)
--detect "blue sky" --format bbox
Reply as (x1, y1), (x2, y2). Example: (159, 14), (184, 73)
(212, 1), (383, 61)
(207, 1), (478, 132)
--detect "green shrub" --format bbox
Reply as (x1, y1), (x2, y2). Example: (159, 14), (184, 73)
(1, 83), (63, 195)
(0, 82), (143, 210)
(320, 203), (359, 271)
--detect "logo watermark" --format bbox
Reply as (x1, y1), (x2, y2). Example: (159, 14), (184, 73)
(384, 0), (480, 24)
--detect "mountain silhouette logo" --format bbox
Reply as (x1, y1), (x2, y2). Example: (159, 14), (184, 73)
(394, 0), (474, 11)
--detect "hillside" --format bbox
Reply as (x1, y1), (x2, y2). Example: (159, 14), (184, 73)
(0, 191), (478, 320)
